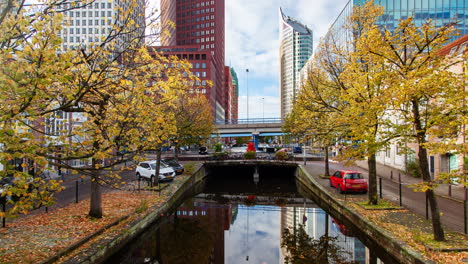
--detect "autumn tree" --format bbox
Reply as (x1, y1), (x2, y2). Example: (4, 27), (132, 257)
(0, 0), (79, 217)
(168, 92), (214, 159)
(361, 14), (462, 241)
(0, 0), (193, 218)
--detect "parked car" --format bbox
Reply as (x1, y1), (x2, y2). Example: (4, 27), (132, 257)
(162, 158), (184, 175)
(0, 176), (35, 204)
(199, 146), (208, 155)
(229, 144), (247, 153)
(135, 161), (175, 182)
(293, 146), (303, 153)
(329, 170), (368, 194)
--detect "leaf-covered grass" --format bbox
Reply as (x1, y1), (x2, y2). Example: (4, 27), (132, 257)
(349, 202), (468, 263)
(0, 176), (190, 264)
(357, 199), (402, 210)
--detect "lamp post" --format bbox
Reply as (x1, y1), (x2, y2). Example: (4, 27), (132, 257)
(246, 69), (249, 122)
(262, 97), (265, 121)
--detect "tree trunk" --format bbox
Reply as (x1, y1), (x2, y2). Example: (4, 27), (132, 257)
(174, 143), (179, 160)
(368, 153), (378, 205)
(155, 148), (162, 186)
(88, 170), (102, 218)
(324, 144), (330, 176)
(412, 100), (445, 241)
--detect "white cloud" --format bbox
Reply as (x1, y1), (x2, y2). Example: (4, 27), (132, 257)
(238, 95), (280, 120)
(226, 0), (349, 119)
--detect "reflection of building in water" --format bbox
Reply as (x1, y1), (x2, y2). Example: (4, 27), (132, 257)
(176, 199), (235, 264)
(280, 205), (367, 264)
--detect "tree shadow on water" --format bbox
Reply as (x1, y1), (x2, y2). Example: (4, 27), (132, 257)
(281, 224), (358, 264)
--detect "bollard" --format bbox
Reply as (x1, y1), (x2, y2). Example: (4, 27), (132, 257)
(2, 203), (5, 228)
(425, 193), (429, 220)
(448, 184), (452, 197)
(75, 180), (79, 203)
(138, 177), (141, 192)
(398, 172), (401, 183)
(45, 206), (48, 213)
(399, 182), (402, 207)
(390, 171), (393, 180)
(465, 188), (467, 234)
(379, 177), (383, 199)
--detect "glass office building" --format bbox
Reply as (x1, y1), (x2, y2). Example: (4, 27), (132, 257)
(327, 0), (467, 45)
(279, 8), (313, 118)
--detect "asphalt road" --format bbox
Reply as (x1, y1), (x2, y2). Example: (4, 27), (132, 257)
(305, 161), (465, 233)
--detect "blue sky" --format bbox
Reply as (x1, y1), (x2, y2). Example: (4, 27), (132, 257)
(225, 0), (349, 119)
(155, 0), (350, 119)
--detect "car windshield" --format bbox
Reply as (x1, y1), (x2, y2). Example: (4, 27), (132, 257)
(150, 163), (168, 169)
(163, 159), (179, 166)
(344, 173), (363, 179)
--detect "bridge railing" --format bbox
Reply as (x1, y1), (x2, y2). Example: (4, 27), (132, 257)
(215, 118), (283, 125)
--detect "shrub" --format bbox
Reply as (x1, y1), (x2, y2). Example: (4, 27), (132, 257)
(211, 152), (229, 160)
(214, 143), (223, 152)
(244, 151), (256, 160)
(184, 162), (196, 175)
(275, 151), (289, 161)
(406, 159), (421, 178)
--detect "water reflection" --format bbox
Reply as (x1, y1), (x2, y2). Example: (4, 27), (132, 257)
(106, 194), (385, 264)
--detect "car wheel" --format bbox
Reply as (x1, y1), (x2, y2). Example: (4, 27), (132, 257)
(337, 185), (344, 194)
(150, 175), (155, 184)
(329, 179), (333, 187)
(136, 172), (141, 180)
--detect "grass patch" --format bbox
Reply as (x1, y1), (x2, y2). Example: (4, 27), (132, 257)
(414, 231), (468, 252)
(356, 199), (403, 210)
(135, 199), (148, 214)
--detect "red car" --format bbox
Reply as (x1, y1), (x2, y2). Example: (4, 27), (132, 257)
(329, 170), (368, 194)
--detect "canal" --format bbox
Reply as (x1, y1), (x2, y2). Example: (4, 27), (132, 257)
(105, 165), (398, 264)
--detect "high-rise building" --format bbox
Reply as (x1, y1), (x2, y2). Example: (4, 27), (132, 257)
(161, 0), (226, 120)
(327, 0), (467, 46)
(57, 0), (145, 52)
(279, 8), (313, 118)
(230, 67), (239, 121)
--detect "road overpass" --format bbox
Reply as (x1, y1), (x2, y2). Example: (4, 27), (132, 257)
(214, 118), (284, 138)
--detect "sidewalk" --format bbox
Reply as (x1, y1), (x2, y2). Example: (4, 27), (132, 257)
(354, 160), (466, 203)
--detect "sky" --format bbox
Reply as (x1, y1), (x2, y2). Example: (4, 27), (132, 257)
(155, 0), (350, 119)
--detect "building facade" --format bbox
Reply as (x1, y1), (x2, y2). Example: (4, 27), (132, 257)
(327, 0), (467, 46)
(57, 0), (145, 52)
(161, 0), (227, 120)
(230, 67), (239, 121)
(279, 8), (313, 118)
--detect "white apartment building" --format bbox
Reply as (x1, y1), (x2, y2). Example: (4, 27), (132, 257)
(58, 0), (145, 52)
(279, 8), (313, 119)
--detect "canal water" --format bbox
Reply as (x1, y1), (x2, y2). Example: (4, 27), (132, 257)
(105, 166), (398, 264)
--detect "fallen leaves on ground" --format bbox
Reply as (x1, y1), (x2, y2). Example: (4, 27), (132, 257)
(350, 201), (468, 263)
(0, 175), (189, 264)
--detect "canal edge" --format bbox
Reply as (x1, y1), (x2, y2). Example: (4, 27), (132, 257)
(50, 165), (208, 264)
(296, 165), (436, 264)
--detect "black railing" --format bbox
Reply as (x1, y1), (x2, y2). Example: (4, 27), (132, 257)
(215, 118), (283, 125)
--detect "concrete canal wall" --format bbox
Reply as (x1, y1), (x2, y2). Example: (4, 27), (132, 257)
(296, 165), (433, 264)
(60, 166), (208, 264)
(62, 161), (431, 264)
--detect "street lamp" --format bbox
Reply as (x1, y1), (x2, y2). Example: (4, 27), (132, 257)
(262, 97), (265, 121)
(246, 69), (249, 122)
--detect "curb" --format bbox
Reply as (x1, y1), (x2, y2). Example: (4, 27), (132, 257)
(353, 163), (465, 204)
(297, 165), (436, 264)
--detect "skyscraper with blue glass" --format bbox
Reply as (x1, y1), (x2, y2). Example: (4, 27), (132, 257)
(328, 0), (467, 44)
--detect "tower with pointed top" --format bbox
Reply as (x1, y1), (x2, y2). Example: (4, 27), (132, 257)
(279, 8), (313, 118)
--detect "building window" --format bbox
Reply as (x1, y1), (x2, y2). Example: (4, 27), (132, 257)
(202, 72), (206, 77)
(82, 19), (86, 25)
(202, 63), (206, 68)
(89, 19), (92, 25)
(195, 63), (200, 68)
